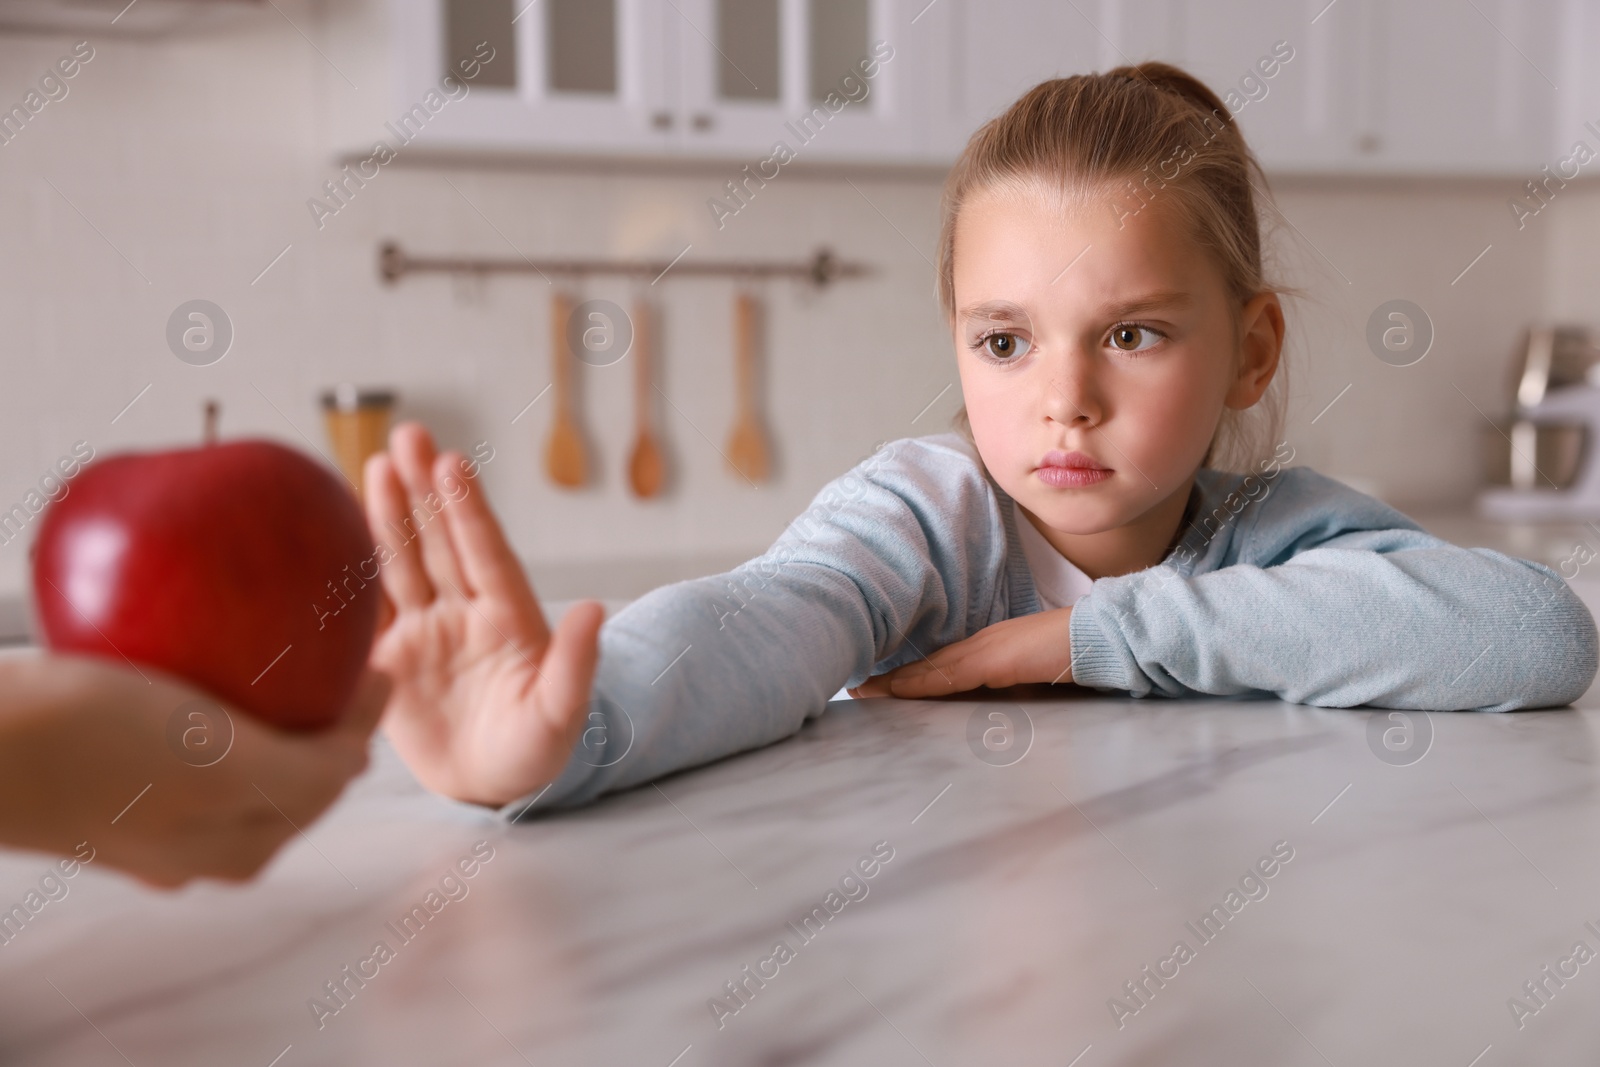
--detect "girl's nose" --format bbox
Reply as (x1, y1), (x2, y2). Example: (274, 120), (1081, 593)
(1044, 353), (1103, 428)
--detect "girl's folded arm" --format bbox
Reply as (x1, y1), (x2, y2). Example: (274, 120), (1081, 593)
(1069, 529), (1599, 711)
(506, 437), (1005, 812)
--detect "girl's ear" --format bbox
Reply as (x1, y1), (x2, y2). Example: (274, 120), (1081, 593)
(1225, 292), (1285, 410)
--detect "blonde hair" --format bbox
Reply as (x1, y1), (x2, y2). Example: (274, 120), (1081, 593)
(937, 62), (1288, 472)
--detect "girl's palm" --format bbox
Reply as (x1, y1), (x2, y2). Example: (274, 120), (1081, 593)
(364, 424), (604, 807)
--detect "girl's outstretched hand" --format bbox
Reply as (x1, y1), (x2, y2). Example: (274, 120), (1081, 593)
(849, 608), (1076, 698)
(364, 423), (606, 807)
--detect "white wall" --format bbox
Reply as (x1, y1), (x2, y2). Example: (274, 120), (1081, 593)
(0, 3), (1580, 601)
(1547, 185), (1600, 329)
(1270, 177), (1553, 503)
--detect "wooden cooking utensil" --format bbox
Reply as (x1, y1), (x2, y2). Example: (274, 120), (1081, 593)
(544, 290), (588, 488)
(725, 291), (770, 484)
(627, 297), (666, 498)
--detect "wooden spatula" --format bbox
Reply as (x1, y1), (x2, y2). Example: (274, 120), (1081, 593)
(627, 297), (666, 498)
(544, 290), (588, 488)
(725, 291), (770, 484)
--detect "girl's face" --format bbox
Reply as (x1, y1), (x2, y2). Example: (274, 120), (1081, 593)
(950, 178), (1281, 574)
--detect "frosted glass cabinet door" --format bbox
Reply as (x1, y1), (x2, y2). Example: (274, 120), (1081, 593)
(391, 0), (675, 155)
(670, 0), (921, 161)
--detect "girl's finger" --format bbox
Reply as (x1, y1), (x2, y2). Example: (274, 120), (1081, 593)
(539, 601), (605, 740)
(364, 452), (434, 607)
(887, 673), (946, 698)
(490, 600), (606, 805)
(889, 650), (968, 697)
(433, 452), (549, 644)
(849, 676), (891, 698)
(390, 423), (471, 598)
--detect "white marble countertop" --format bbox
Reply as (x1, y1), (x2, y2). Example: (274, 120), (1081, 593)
(5, 678), (1600, 1065)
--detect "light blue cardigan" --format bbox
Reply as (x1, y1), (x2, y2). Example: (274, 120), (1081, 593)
(508, 432), (1598, 814)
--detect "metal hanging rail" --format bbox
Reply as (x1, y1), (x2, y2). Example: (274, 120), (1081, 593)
(378, 241), (871, 287)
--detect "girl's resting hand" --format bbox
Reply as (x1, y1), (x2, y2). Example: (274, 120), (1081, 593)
(364, 423), (606, 808)
(849, 607), (1076, 698)
(0, 653), (388, 887)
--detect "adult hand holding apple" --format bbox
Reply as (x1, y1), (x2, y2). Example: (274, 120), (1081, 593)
(0, 653), (389, 887)
(364, 423), (606, 807)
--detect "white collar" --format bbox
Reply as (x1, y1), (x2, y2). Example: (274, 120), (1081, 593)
(1014, 509), (1095, 611)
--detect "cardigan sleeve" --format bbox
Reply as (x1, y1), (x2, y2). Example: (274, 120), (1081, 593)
(1067, 469), (1598, 711)
(501, 435), (1010, 813)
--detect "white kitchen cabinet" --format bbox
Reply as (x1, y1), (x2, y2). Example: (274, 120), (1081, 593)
(1555, 0), (1600, 144)
(1299, 0), (1561, 176)
(1177, 0), (1355, 174)
(371, 0), (917, 163)
(923, 0), (1325, 170)
(335, 0), (1578, 176)
(920, 0), (1564, 176)
(380, 0), (675, 155)
(668, 0), (920, 160)
(1206, 0), (1560, 176)
(920, 0), (1104, 158)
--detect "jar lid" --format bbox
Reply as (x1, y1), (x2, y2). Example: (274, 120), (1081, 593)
(321, 385), (397, 411)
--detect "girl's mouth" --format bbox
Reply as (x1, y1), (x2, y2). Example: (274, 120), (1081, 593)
(1035, 450), (1112, 488)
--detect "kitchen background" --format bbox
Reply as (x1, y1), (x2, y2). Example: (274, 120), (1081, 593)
(1, 0), (1598, 606)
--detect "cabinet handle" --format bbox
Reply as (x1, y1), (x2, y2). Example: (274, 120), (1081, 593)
(651, 111), (674, 130)
(691, 112), (715, 131)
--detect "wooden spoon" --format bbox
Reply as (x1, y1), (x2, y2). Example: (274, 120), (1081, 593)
(725, 291), (770, 484)
(627, 298), (666, 498)
(544, 290), (588, 488)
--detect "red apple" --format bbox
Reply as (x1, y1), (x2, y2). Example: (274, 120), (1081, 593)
(32, 440), (379, 730)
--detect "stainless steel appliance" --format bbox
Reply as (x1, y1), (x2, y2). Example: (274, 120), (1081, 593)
(1478, 327), (1600, 520)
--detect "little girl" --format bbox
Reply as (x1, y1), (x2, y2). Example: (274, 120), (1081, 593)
(362, 63), (1598, 813)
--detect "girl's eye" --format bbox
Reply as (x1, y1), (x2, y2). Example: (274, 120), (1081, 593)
(1108, 323), (1162, 353)
(979, 332), (1031, 361)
